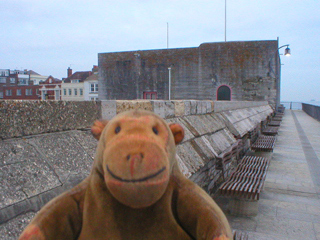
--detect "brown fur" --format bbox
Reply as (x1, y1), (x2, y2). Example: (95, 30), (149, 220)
(19, 110), (232, 240)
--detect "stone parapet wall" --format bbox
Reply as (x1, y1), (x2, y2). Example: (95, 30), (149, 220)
(0, 100), (101, 139)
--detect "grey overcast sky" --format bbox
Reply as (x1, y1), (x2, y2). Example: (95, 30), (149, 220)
(1, 0), (319, 102)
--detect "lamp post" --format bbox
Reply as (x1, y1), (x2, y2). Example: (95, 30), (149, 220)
(168, 67), (172, 100)
(279, 44), (291, 56)
(269, 43), (291, 111)
(224, 0), (227, 42)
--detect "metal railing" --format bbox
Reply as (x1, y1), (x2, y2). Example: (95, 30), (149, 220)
(280, 102), (302, 110)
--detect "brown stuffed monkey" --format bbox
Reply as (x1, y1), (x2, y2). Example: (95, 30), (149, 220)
(19, 110), (232, 240)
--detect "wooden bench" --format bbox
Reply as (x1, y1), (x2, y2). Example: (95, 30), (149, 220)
(268, 120), (281, 126)
(219, 155), (270, 216)
(272, 116), (283, 122)
(272, 113), (283, 121)
(262, 126), (279, 136)
(277, 105), (285, 113)
(233, 230), (249, 240)
(251, 135), (276, 152)
(219, 156), (269, 200)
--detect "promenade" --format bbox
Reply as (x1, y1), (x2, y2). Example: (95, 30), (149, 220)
(0, 109), (319, 239)
(223, 110), (320, 239)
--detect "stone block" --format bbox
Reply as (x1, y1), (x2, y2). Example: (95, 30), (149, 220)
(184, 101), (191, 115)
(173, 100), (185, 117)
(116, 100), (153, 114)
(194, 136), (218, 160)
(189, 100), (198, 115)
(176, 154), (191, 178)
(101, 100), (117, 119)
(164, 101), (175, 118)
(176, 142), (205, 174)
(205, 101), (214, 113)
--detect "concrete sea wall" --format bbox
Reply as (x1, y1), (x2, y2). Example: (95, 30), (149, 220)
(0, 100), (273, 237)
(302, 103), (320, 122)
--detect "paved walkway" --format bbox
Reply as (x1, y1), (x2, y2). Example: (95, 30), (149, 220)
(224, 110), (320, 239)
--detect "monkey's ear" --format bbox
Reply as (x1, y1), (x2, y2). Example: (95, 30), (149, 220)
(169, 123), (185, 145)
(91, 120), (109, 140)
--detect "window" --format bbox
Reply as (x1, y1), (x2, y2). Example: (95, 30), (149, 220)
(6, 89), (12, 96)
(26, 89), (32, 96)
(36, 89), (39, 95)
(18, 79), (28, 85)
(17, 89), (22, 96)
(64, 89), (67, 95)
(71, 79), (79, 83)
(10, 78), (15, 83)
(90, 83), (98, 92)
(80, 88), (83, 95)
(1, 71), (9, 76)
(74, 89), (77, 96)
(69, 89), (72, 95)
(0, 77), (6, 83)
(0, 91), (3, 98)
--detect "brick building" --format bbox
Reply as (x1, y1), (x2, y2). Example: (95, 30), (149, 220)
(39, 76), (62, 100)
(0, 69), (42, 100)
(98, 40), (281, 108)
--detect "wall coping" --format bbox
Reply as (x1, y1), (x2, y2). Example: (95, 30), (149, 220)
(101, 100), (270, 119)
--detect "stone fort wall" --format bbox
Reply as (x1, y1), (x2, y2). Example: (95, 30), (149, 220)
(98, 40), (280, 107)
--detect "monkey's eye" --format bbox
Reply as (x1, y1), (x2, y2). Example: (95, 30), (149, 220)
(152, 127), (159, 135)
(115, 126), (121, 134)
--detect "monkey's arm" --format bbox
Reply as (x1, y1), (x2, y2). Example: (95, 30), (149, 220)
(175, 178), (232, 240)
(19, 178), (89, 240)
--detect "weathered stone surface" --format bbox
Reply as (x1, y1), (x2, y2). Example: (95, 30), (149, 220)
(218, 106), (274, 137)
(116, 100), (153, 114)
(176, 142), (205, 174)
(0, 139), (37, 166)
(204, 130), (236, 155)
(182, 114), (225, 136)
(0, 212), (35, 240)
(194, 137), (218, 160)
(0, 100), (101, 139)
(176, 154), (191, 178)
(101, 100), (116, 119)
(152, 100), (175, 118)
(30, 132), (93, 183)
(71, 130), (98, 159)
(173, 100), (185, 116)
(213, 101), (268, 112)
(0, 158), (60, 209)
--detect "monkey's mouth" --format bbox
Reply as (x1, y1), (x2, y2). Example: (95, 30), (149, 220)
(106, 165), (166, 183)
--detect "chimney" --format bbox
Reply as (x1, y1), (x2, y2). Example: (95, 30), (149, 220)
(67, 67), (72, 77)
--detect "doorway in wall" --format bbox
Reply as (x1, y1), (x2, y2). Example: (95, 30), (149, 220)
(143, 91), (157, 99)
(217, 85), (231, 100)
